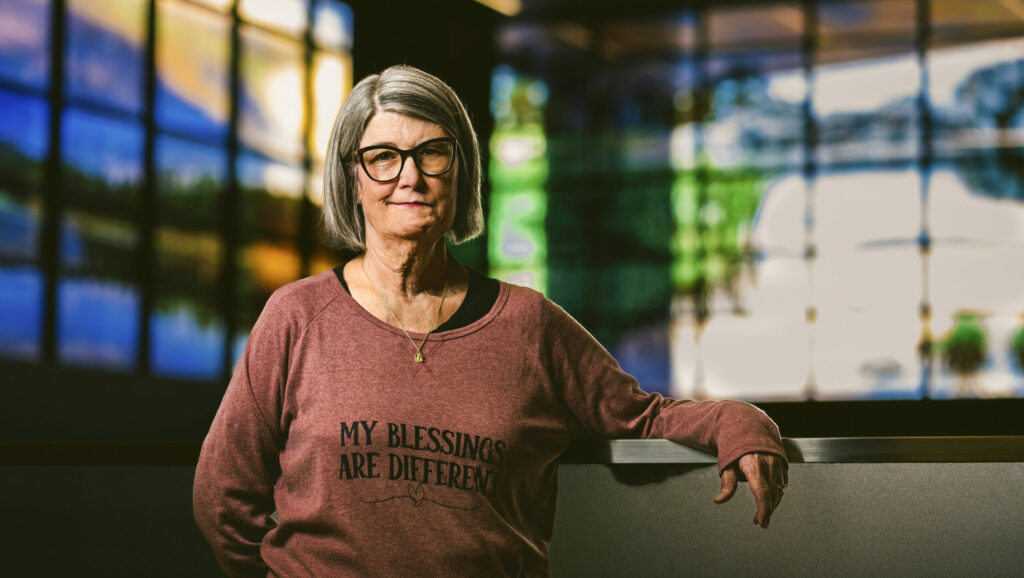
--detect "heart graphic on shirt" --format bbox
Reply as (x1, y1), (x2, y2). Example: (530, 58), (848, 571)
(408, 483), (425, 506)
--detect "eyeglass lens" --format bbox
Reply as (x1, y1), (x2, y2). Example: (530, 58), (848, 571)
(360, 139), (454, 181)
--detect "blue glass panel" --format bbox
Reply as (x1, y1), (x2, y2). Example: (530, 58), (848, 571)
(151, 134), (226, 381)
(58, 275), (139, 370)
(611, 324), (671, 396)
(0, 263), (43, 360)
(150, 306), (225, 380)
(61, 107), (144, 217)
(60, 109), (142, 280)
(0, 89), (48, 260)
(65, 0), (147, 113)
(0, 88), (48, 162)
(0, 0), (51, 89)
(155, 0), (231, 140)
(313, 0), (353, 51)
(232, 331), (249, 369)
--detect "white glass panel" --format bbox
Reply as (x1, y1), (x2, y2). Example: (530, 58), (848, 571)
(239, 0), (307, 37)
(310, 51), (351, 162)
(239, 25), (305, 162)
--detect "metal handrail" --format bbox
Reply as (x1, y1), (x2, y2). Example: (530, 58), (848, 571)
(560, 436), (1024, 464)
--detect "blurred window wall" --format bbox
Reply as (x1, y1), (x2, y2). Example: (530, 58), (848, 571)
(493, 0), (1024, 400)
(0, 0), (353, 380)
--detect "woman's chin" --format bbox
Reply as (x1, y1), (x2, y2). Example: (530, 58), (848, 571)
(384, 224), (446, 244)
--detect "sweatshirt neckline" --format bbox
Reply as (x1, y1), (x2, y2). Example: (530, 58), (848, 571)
(327, 267), (510, 341)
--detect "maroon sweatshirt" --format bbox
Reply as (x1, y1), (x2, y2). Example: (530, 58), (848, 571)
(193, 270), (786, 577)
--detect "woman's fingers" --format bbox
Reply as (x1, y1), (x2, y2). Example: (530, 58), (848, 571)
(714, 466), (739, 504)
(716, 453), (789, 529)
(738, 452), (788, 528)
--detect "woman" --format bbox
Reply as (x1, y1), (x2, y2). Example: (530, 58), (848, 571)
(194, 65), (788, 577)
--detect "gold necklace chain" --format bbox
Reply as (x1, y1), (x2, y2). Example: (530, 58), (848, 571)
(361, 255), (449, 363)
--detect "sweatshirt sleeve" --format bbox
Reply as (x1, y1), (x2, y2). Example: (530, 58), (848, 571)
(193, 292), (294, 577)
(537, 297), (786, 473)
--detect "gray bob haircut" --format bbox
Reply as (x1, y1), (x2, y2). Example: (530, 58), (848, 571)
(321, 65), (484, 251)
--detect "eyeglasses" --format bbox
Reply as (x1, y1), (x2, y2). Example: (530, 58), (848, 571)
(355, 137), (457, 182)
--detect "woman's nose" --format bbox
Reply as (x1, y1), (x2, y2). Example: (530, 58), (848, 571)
(396, 154), (424, 187)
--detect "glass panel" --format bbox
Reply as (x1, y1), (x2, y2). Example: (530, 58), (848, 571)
(235, 151), (302, 360)
(60, 107), (143, 235)
(59, 108), (142, 371)
(812, 168), (923, 398)
(237, 152), (304, 239)
(709, 3), (802, 50)
(65, 0), (147, 113)
(489, 66), (548, 292)
(312, 0), (353, 51)
(933, 0), (1024, 39)
(819, 0), (915, 46)
(927, 161), (1024, 397)
(155, 135), (226, 229)
(0, 0), (51, 88)
(191, 0), (234, 11)
(307, 161), (324, 206)
(306, 164), (341, 274)
(602, 12), (694, 59)
(0, 263), (43, 360)
(928, 37), (1024, 155)
(706, 52), (805, 168)
(310, 245), (338, 276)
(236, 238), (299, 338)
(0, 95), (40, 359)
(669, 60), (699, 171)
(814, 47), (920, 164)
(155, 0), (231, 139)
(310, 51), (351, 162)
(58, 275), (139, 369)
(671, 173), (809, 401)
(239, 0), (308, 37)
(0, 89), (48, 260)
(239, 24), (306, 162)
(150, 135), (227, 380)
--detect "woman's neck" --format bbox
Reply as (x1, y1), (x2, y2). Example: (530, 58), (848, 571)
(361, 237), (449, 299)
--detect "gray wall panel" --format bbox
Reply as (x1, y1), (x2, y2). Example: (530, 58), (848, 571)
(551, 462), (1024, 577)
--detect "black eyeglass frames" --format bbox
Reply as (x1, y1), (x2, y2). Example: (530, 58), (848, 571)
(355, 137), (457, 182)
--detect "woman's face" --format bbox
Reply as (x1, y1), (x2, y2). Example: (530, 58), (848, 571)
(356, 112), (458, 246)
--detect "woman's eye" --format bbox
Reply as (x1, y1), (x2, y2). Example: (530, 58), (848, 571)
(367, 150), (398, 165)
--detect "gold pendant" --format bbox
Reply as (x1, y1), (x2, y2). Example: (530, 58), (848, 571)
(414, 350), (424, 363)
